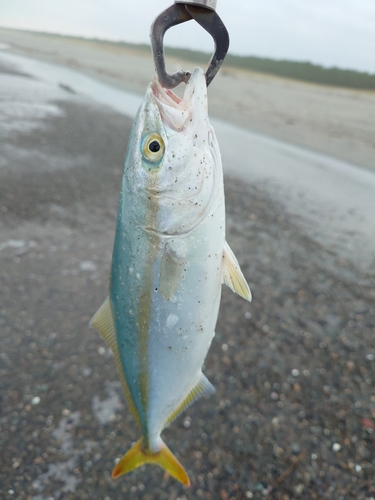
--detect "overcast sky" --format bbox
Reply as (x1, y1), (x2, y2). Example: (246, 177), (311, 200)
(1, 0), (375, 73)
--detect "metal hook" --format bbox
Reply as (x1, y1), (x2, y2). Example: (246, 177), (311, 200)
(150, 2), (229, 89)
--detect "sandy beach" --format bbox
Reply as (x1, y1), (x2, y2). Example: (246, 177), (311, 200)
(1, 27), (375, 172)
(1, 27), (375, 500)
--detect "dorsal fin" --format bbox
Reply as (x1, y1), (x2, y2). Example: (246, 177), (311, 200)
(90, 297), (141, 426)
(166, 372), (215, 426)
(222, 241), (252, 301)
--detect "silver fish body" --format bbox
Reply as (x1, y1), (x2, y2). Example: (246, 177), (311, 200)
(91, 67), (250, 486)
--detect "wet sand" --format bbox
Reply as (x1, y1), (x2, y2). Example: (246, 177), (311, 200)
(1, 27), (375, 172)
(1, 32), (375, 500)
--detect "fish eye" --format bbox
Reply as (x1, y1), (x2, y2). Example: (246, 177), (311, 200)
(149, 140), (160, 153)
(142, 133), (165, 164)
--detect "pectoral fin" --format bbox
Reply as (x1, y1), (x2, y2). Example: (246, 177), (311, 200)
(112, 437), (190, 487)
(89, 297), (140, 426)
(222, 241), (252, 301)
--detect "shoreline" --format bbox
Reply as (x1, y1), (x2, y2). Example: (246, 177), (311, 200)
(2, 49), (375, 269)
(1, 26), (375, 172)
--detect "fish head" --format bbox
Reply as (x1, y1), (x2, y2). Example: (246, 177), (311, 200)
(125, 67), (222, 236)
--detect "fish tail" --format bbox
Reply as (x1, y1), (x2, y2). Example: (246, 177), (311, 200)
(112, 437), (190, 487)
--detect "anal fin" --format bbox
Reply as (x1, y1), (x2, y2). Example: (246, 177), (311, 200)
(89, 297), (140, 426)
(222, 241), (252, 301)
(166, 372), (215, 426)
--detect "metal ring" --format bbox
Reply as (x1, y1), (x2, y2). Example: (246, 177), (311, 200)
(150, 3), (229, 88)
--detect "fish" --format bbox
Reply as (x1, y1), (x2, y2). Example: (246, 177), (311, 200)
(90, 67), (251, 487)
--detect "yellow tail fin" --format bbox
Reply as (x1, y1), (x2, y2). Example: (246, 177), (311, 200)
(112, 437), (190, 487)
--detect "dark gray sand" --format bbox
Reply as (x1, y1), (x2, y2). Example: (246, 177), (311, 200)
(1, 62), (375, 500)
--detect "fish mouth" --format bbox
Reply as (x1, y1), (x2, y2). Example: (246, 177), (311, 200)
(150, 68), (205, 131)
(150, 80), (184, 131)
(151, 78), (183, 109)
(151, 77), (188, 131)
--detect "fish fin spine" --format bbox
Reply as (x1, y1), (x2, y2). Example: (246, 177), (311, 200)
(222, 240), (252, 301)
(112, 437), (190, 487)
(89, 296), (141, 426)
(166, 372), (215, 426)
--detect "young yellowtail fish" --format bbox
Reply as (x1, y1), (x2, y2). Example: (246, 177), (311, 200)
(90, 67), (251, 487)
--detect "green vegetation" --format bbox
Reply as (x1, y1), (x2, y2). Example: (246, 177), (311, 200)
(163, 47), (375, 90)
(4, 28), (375, 90)
(225, 54), (375, 90)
